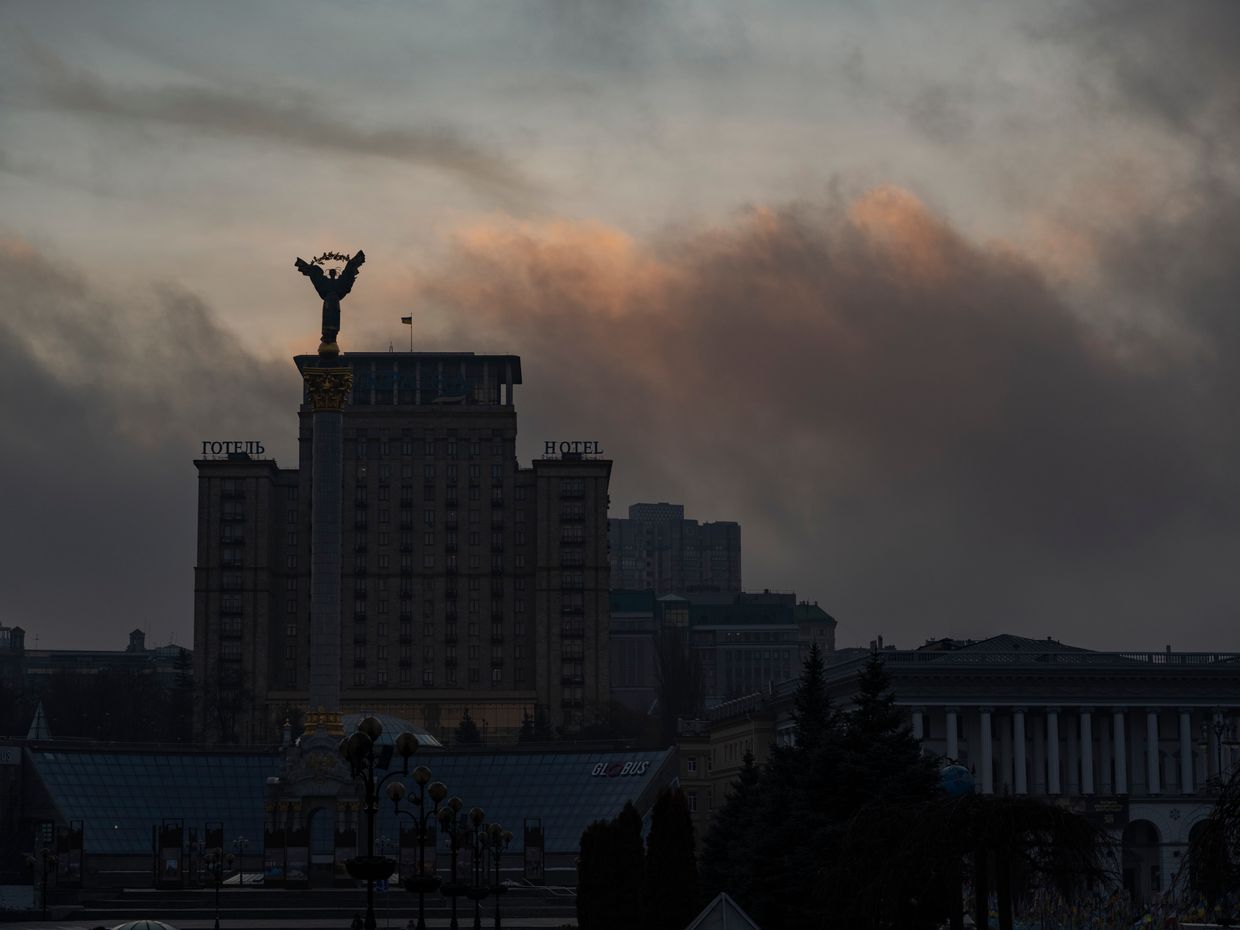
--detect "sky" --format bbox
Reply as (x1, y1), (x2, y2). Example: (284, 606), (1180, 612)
(2, 1), (1239, 652)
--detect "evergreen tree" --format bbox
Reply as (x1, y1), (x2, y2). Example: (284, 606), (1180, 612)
(699, 751), (761, 904)
(577, 819), (619, 930)
(792, 641), (834, 754)
(455, 708), (481, 745)
(645, 788), (699, 930)
(533, 703), (555, 741)
(614, 801), (646, 928)
(518, 708), (536, 742)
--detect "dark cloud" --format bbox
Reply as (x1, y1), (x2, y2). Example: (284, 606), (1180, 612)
(12, 42), (534, 200)
(411, 187), (1240, 651)
(1039, 0), (1240, 147)
(0, 239), (297, 649)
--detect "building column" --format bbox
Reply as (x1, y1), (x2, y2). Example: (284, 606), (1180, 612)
(999, 711), (1013, 793)
(1147, 709), (1162, 795)
(1208, 711), (1221, 781)
(1080, 709), (1094, 795)
(1013, 708), (1028, 795)
(946, 707), (959, 760)
(980, 708), (994, 795)
(1047, 709), (1061, 794)
(1113, 708), (1128, 794)
(911, 707), (925, 742)
(1031, 712), (1046, 794)
(1180, 709), (1194, 794)
(1099, 712), (1112, 794)
(1065, 713), (1080, 794)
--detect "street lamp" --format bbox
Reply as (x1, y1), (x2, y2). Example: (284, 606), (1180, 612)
(203, 847), (234, 930)
(340, 716), (420, 930)
(464, 807), (490, 930)
(438, 797), (467, 930)
(485, 823), (513, 930)
(232, 836), (249, 887)
(388, 765), (449, 930)
(24, 847), (57, 921)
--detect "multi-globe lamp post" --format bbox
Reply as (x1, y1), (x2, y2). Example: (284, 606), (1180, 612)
(339, 716), (421, 930)
(24, 847), (57, 921)
(203, 847), (234, 930)
(232, 836), (249, 887)
(386, 765), (450, 930)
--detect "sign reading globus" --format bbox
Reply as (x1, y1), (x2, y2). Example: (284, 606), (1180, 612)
(591, 760), (651, 777)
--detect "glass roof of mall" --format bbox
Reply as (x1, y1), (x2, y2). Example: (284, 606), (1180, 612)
(30, 746), (676, 856)
(31, 749), (279, 856)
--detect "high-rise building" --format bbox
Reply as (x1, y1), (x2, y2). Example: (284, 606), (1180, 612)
(608, 503), (741, 595)
(194, 351), (611, 745)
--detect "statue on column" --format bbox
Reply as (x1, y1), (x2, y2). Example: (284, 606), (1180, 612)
(294, 250), (366, 352)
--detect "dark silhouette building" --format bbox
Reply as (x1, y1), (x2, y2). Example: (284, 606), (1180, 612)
(608, 503), (741, 595)
(194, 351), (612, 745)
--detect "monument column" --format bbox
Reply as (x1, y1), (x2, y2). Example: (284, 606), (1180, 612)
(1080, 709), (1094, 795)
(304, 356), (353, 731)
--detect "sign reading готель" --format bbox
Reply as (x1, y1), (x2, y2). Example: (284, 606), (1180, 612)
(544, 441), (604, 455)
(201, 441), (266, 455)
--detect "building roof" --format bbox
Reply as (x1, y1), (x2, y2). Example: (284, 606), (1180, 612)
(921, 634), (1091, 654)
(339, 713), (442, 749)
(684, 893), (763, 930)
(25, 744), (678, 856)
(793, 601), (837, 626)
(29, 747), (279, 855)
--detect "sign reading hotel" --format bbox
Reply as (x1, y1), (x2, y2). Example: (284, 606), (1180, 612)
(544, 440), (604, 455)
(201, 440), (267, 455)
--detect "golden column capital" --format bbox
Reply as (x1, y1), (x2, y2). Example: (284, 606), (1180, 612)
(304, 366), (353, 411)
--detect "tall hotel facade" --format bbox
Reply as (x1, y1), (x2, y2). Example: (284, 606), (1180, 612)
(194, 352), (611, 745)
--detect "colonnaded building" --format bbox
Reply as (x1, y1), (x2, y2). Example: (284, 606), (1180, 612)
(194, 351), (611, 745)
(679, 634), (1240, 905)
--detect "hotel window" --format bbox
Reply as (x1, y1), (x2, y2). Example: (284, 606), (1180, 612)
(353, 671), (366, 686)
(376, 668), (388, 685)
(286, 555), (297, 569)
(447, 440), (457, 457)
(423, 554), (435, 569)
(222, 573), (242, 590)
(423, 645), (435, 661)
(399, 667), (411, 683)
(286, 599), (296, 614)
(447, 667), (458, 686)
(422, 668), (433, 686)
(491, 668), (502, 684)
(469, 667), (480, 683)
(687, 758), (697, 774)
(378, 554), (390, 570)
(687, 792), (698, 813)
(424, 510), (435, 526)
(515, 666), (525, 683)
